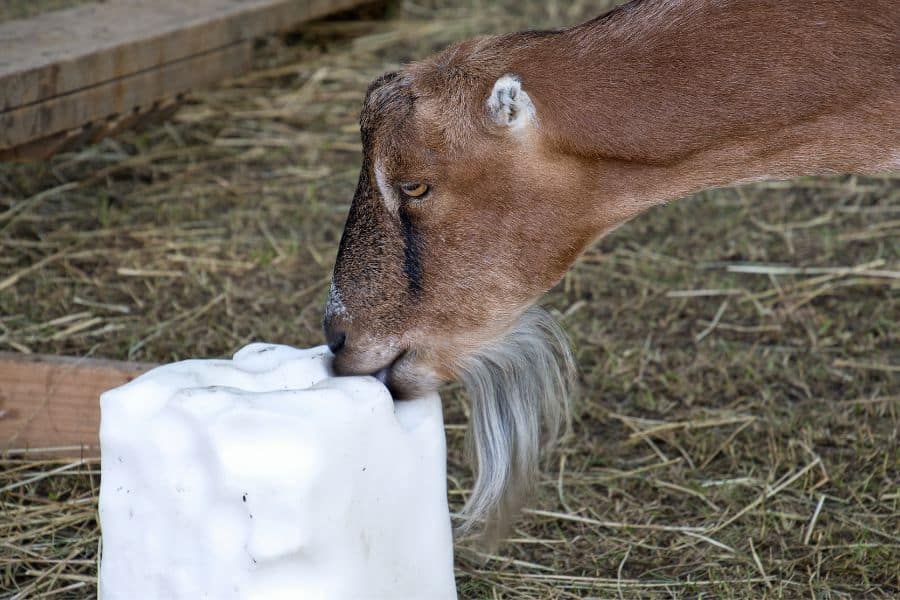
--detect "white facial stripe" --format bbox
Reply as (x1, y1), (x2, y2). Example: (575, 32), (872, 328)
(374, 161), (399, 213)
(486, 74), (537, 132)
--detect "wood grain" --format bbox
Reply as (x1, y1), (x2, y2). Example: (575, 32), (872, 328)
(0, 0), (367, 149)
(0, 353), (153, 456)
(0, 42), (252, 149)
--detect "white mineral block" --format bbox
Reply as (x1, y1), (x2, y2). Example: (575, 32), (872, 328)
(98, 343), (456, 600)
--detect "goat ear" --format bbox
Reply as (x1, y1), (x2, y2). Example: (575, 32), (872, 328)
(486, 74), (536, 131)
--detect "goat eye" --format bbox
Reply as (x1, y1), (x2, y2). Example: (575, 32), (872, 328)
(400, 182), (429, 198)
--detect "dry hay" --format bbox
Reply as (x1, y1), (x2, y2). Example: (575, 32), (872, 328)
(1, 0), (898, 598)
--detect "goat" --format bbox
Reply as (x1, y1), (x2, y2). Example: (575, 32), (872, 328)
(323, 0), (899, 544)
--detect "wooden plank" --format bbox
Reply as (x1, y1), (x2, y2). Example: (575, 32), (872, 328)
(0, 97), (184, 161)
(0, 353), (153, 456)
(0, 0), (365, 111)
(0, 0), (367, 149)
(0, 42), (252, 149)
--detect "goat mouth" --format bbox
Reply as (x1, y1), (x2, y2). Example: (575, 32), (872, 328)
(370, 349), (439, 400)
(370, 350), (407, 393)
(374, 365), (391, 385)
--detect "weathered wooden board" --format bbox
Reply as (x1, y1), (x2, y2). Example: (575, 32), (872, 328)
(0, 353), (153, 456)
(0, 97), (185, 161)
(0, 0), (368, 151)
(1, 42), (252, 150)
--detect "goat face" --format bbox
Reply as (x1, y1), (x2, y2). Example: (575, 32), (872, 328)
(324, 60), (593, 398)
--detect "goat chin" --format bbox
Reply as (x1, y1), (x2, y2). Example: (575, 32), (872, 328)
(454, 306), (576, 548)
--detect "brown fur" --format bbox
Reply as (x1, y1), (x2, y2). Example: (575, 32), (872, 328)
(326, 0), (899, 396)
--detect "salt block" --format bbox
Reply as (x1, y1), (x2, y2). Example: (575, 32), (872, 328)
(98, 343), (456, 600)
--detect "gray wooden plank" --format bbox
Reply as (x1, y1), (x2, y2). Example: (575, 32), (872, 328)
(0, 0), (366, 112)
(0, 41), (253, 148)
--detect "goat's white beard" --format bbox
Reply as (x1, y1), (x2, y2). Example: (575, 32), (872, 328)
(454, 306), (576, 547)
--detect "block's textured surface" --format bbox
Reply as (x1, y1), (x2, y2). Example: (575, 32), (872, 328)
(99, 344), (456, 600)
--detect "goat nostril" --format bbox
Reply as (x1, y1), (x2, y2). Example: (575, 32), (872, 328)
(323, 314), (348, 354)
(326, 329), (346, 354)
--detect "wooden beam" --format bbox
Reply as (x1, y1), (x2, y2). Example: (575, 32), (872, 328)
(0, 353), (153, 456)
(0, 0), (368, 150)
(1, 42), (253, 150)
(0, 97), (185, 162)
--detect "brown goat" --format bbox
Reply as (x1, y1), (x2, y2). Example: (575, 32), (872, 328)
(324, 0), (899, 543)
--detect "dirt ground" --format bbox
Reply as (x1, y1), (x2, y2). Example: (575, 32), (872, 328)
(1, 1), (898, 598)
